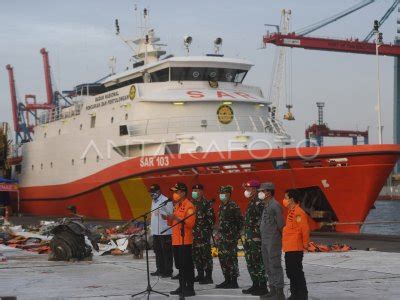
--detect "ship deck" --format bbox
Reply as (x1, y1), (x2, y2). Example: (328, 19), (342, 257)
(1, 237), (400, 299)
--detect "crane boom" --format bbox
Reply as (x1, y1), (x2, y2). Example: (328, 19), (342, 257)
(5, 65), (19, 133)
(40, 48), (54, 105)
(297, 0), (375, 36)
(363, 0), (399, 41)
(263, 33), (400, 57)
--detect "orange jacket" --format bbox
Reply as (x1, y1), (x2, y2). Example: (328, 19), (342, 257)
(170, 198), (196, 246)
(282, 204), (310, 252)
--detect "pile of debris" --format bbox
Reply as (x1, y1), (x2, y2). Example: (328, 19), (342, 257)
(0, 226), (50, 254)
(0, 217), (152, 262)
(307, 242), (352, 252)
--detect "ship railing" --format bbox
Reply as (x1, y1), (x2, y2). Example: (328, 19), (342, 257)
(127, 115), (288, 136)
(38, 102), (83, 125)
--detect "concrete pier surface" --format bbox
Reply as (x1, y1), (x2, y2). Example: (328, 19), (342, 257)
(1, 244), (399, 300)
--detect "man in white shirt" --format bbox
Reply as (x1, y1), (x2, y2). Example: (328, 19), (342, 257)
(149, 184), (174, 277)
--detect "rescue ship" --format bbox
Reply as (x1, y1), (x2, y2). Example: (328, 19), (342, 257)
(7, 10), (400, 233)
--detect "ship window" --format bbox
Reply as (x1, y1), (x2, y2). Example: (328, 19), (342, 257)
(273, 160), (290, 169)
(113, 144), (143, 158)
(120, 125), (128, 136)
(165, 144), (180, 155)
(58, 129), (61, 135)
(111, 117), (114, 124)
(125, 113), (129, 120)
(44, 133), (47, 138)
(90, 115), (96, 128)
(171, 67), (248, 83)
(150, 68), (169, 82)
(96, 155), (100, 163)
(83, 157), (87, 164)
(80, 124), (83, 130)
(40, 163), (43, 170)
(234, 70), (247, 83)
(105, 76), (144, 92)
(72, 159), (75, 166)
(31, 165), (34, 171)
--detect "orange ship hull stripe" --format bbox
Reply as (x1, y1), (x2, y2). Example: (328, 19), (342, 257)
(119, 178), (152, 219)
(110, 183), (132, 220)
(18, 145), (400, 201)
(101, 186), (122, 220)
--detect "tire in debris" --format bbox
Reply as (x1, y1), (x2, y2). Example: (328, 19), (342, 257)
(49, 228), (91, 261)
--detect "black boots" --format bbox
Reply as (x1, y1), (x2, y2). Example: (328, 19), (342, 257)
(215, 276), (238, 289)
(215, 278), (229, 289)
(288, 289), (308, 300)
(199, 269), (213, 284)
(183, 283), (196, 297)
(261, 286), (286, 299)
(242, 282), (256, 294)
(242, 282), (268, 296)
(252, 282), (268, 296)
(194, 270), (204, 282)
(228, 276), (239, 288)
(170, 284), (196, 297)
(170, 287), (182, 295)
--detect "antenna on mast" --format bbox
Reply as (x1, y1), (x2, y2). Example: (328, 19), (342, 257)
(183, 35), (193, 56)
(214, 37), (223, 54)
(108, 57), (117, 75)
(115, 19), (120, 35)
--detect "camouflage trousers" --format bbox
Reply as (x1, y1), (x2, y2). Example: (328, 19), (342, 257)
(243, 239), (267, 284)
(192, 238), (213, 272)
(217, 239), (239, 278)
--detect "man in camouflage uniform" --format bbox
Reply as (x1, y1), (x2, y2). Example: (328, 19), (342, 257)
(191, 184), (215, 284)
(242, 179), (268, 296)
(215, 185), (244, 289)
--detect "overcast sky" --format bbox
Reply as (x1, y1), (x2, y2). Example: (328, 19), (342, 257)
(0, 0), (398, 145)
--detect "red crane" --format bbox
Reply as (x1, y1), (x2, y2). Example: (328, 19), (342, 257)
(305, 102), (368, 146)
(263, 33), (400, 57)
(5, 64), (34, 145)
(5, 65), (19, 133)
(263, 1), (400, 55)
(6, 48), (55, 145)
(40, 48), (54, 105)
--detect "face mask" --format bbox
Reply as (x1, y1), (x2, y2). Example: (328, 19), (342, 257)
(258, 192), (266, 200)
(244, 190), (252, 198)
(192, 191), (200, 200)
(151, 192), (159, 199)
(283, 198), (290, 208)
(172, 193), (181, 202)
(219, 194), (227, 202)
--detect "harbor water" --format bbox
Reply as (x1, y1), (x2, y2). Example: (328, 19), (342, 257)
(362, 200), (400, 235)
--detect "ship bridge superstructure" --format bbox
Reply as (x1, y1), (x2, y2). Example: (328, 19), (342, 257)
(14, 10), (291, 189)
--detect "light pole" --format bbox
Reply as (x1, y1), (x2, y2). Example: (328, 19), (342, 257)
(374, 20), (383, 144)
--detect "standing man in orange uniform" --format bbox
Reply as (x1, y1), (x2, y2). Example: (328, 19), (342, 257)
(168, 182), (196, 297)
(282, 189), (310, 300)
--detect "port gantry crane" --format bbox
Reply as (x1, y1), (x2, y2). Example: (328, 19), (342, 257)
(263, 0), (400, 147)
(305, 102), (369, 147)
(5, 48), (59, 166)
(263, 0), (400, 57)
(265, 9), (294, 122)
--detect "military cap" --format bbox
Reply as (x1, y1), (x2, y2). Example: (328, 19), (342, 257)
(258, 182), (275, 191)
(170, 182), (188, 192)
(219, 185), (233, 193)
(243, 179), (260, 188)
